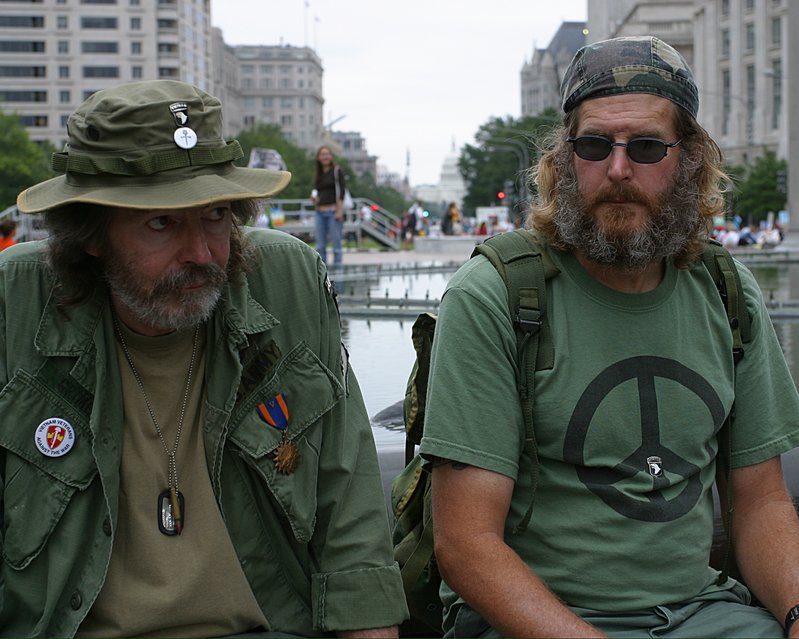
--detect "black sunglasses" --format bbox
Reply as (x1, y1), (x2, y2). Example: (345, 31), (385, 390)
(567, 135), (682, 164)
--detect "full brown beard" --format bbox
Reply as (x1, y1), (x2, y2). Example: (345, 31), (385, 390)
(553, 158), (702, 271)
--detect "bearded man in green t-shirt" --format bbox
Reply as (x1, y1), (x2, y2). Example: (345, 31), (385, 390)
(420, 36), (799, 638)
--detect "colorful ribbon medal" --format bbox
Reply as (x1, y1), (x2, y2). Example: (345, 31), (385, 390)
(257, 393), (299, 474)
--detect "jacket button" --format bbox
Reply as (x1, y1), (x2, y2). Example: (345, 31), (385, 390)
(102, 518), (112, 536)
(70, 591), (82, 610)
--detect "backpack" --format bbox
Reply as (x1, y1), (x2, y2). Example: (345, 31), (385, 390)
(390, 229), (751, 636)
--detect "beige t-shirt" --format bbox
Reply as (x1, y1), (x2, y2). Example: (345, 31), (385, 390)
(78, 323), (269, 638)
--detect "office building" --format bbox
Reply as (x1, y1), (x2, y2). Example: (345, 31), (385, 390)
(0, 0), (212, 147)
(232, 44), (324, 152)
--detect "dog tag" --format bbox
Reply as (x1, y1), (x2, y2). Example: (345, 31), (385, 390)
(157, 488), (185, 536)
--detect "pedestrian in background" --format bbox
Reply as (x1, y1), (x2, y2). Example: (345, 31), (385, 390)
(0, 79), (407, 637)
(311, 145), (345, 267)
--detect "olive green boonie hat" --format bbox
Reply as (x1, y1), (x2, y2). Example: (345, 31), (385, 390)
(17, 80), (291, 213)
(561, 36), (699, 118)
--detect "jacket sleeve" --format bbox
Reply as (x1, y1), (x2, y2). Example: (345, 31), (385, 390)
(307, 262), (408, 632)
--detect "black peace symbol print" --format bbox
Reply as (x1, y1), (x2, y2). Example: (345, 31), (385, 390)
(563, 356), (726, 522)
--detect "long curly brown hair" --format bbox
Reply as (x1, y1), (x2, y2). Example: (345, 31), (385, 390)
(43, 199), (260, 308)
(527, 103), (729, 268)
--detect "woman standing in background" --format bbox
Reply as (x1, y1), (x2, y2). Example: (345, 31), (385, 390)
(311, 145), (345, 267)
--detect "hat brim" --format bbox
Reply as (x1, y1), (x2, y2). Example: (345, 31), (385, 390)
(17, 166), (291, 213)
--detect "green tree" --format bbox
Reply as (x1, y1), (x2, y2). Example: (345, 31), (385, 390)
(0, 112), (56, 209)
(458, 109), (561, 218)
(729, 150), (788, 226)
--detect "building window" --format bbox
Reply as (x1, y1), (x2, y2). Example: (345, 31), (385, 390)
(82, 41), (118, 53)
(281, 115), (292, 126)
(243, 97), (255, 108)
(720, 0), (729, 17)
(721, 69), (731, 135)
(241, 77), (253, 89)
(746, 64), (755, 143)
(0, 40), (45, 52)
(0, 90), (47, 102)
(280, 78), (290, 89)
(745, 0), (754, 10)
(745, 23), (755, 51)
(772, 59), (782, 129)
(280, 98), (293, 108)
(57, 40), (68, 53)
(60, 114), (69, 127)
(242, 64), (254, 74)
(721, 28), (730, 57)
(156, 18), (177, 30)
(83, 65), (119, 77)
(81, 16), (117, 28)
(132, 65), (142, 78)
(261, 97), (273, 108)
(259, 64), (273, 73)
(59, 65), (69, 78)
(130, 17), (140, 30)
(0, 16), (44, 27)
(259, 78), (271, 89)
(59, 90), (70, 102)
(19, 115), (48, 127)
(279, 65), (291, 74)
(243, 115), (255, 126)
(0, 65), (46, 77)
(158, 67), (179, 78)
(80, 0), (118, 3)
(57, 15), (67, 28)
(131, 41), (141, 54)
(771, 17), (781, 47)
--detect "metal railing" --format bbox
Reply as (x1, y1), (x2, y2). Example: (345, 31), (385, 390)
(264, 197), (401, 250)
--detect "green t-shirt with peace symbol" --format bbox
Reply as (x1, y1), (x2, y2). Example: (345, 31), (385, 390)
(419, 247), (799, 623)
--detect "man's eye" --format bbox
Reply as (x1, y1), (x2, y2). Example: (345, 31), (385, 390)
(147, 216), (170, 230)
(207, 206), (231, 222)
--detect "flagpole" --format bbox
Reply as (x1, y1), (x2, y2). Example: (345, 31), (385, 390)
(303, 1), (309, 47)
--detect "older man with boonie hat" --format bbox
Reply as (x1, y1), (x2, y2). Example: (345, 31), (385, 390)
(419, 35), (799, 638)
(1, 79), (407, 637)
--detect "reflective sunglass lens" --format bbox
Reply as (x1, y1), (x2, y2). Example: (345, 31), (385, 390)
(574, 137), (611, 161)
(626, 139), (667, 164)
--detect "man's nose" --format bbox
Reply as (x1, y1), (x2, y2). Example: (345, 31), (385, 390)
(178, 220), (213, 264)
(606, 145), (635, 182)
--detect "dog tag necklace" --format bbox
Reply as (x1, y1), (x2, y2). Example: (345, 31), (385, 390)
(114, 317), (199, 536)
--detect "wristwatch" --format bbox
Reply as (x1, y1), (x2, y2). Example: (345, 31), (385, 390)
(784, 604), (799, 633)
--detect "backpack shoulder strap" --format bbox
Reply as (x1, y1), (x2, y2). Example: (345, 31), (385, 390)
(471, 229), (560, 532)
(699, 239), (751, 585)
(700, 239), (752, 363)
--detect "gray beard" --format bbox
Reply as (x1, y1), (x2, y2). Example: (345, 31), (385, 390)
(553, 160), (703, 271)
(104, 259), (227, 333)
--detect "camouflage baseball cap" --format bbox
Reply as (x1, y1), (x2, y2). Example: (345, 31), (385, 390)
(17, 80), (290, 213)
(561, 36), (698, 118)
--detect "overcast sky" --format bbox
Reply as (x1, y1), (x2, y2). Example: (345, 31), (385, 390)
(210, 0), (587, 186)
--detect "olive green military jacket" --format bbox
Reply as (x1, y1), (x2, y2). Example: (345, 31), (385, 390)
(0, 228), (408, 637)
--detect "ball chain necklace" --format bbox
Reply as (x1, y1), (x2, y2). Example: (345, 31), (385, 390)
(113, 315), (199, 537)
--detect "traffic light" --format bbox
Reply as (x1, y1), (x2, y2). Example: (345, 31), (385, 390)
(497, 191), (506, 201)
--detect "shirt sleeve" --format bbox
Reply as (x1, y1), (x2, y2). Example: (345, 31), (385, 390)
(728, 261), (799, 467)
(309, 259), (408, 631)
(419, 257), (525, 480)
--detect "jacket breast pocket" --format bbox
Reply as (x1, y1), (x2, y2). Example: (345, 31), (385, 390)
(228, 342), (344, 543)
(0, 369), (97, 569)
